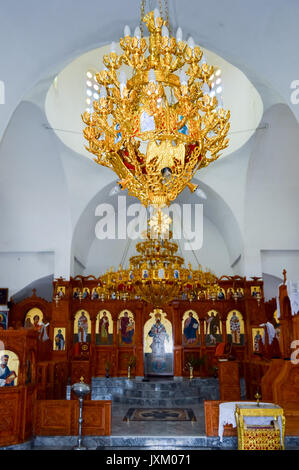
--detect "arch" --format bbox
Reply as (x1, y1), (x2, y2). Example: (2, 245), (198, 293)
(117, 310), (135, 346)
(226, 310), (245, 345)
(182, 310), (200, 346)
(96, 310), (113, 345)
(9, 293), (51, 328)
(25, 307), (44, 327)
(0, 350), (19, 386)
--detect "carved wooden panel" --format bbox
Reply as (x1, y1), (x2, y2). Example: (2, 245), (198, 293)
(24, 385), (36, 440)
(243, 360), (269, 399)
(71, 361), (91, 385)
(117, 349), (135, 376)
(75, 401), (111, 436)
(93, 347), (116, 376)
(261, 359), (284, 402)
(273, 362), (299, 407)
(34, 400), (74, 435)
(33, 400), (111, 436)
(218, 361), (240, 401)
(183, 349), (201, 377)
(173, 347), (182, 376)
(0, 390), (21, 446)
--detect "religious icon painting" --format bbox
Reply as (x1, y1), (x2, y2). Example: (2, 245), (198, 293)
(0, 288), (8, 306)
(226, 311), (245, 345)
(174, 269), (180, 279)
(24, 308), (44, 329)
(142, 269), (149, 279)
(56, 286), (65, 298)
(236, 287), (244, 298)
(73, 287), (81, 299)
(118, 310), (135, 346)
(73, 310), (91, 344)
(251, 286), (261, 297)
(91, 287), (99, 300)
(82, 287), (90, 299)
(143, 309), (173, 376)
(252, 327), (264, 353)
(182, 310), (200, 346)
(24, 308), (50, 342)
(96, 310), (113, 345)
(217, 288), (226, 300)
(53, 327), (66, 351)
(205, 310), (222, 346)
(0, 350), (19, 387)
(0, 311), (8, 330)
(227, 288), (235, 299)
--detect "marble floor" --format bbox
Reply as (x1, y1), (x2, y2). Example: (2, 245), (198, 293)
(111, 403), (206, 436)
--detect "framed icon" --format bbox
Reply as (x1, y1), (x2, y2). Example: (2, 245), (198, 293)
(0, 289), (8, 305)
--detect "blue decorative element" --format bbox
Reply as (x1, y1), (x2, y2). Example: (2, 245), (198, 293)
(178, 115), (189, 135)
(115, 123), (121, 143)
(158, 268), (165, 279)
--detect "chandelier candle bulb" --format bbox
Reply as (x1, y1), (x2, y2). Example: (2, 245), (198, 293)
(134, 26), (141, 39)
(99, 86), (107, 98)
(187, 37), (195, 50)
(179, 70), (188, 86)
(110, 41), (116, 53)
(148, 69), (157, 83)
(162, 25), (169, 38)
(154, 8), (160, 25)
(124, 25), (131, 37)
(202, 82), (210, 95)
(119, 71), (127, 85)
(176, 27), (183, 42)
(201, 53), (207, 64)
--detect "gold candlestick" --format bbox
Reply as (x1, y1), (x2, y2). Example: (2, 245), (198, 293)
(255, 391), (261, 407)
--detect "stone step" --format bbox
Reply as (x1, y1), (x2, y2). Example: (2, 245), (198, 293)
(122, 389), (200, 399)
(90, 377), (220, 402)
(112, 395), (203, 406)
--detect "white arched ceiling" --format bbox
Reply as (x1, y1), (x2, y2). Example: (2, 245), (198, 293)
(72, 179), (242, 277)
(45, 44), (263, 160)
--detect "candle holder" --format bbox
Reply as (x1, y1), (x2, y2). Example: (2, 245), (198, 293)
(71, 376), (91, 450)
(255, 391), (261, 407)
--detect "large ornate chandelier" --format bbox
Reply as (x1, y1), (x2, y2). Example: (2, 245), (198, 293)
(82, 5), (230, 209)
(98, 230), (219, 306)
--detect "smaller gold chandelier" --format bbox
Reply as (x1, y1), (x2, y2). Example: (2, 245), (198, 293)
(99, 231), (219, 306)
(82, 8), (230, 209)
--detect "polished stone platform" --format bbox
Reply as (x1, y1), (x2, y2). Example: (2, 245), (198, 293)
(89, 377), (220, 406)
(25, 435), (299, 450)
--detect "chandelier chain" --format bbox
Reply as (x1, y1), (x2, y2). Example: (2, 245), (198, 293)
(140, 0), (146, 37)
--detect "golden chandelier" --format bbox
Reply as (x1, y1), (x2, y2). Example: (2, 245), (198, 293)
(82, 7), (230, 208)
(99, 230), (219, 306)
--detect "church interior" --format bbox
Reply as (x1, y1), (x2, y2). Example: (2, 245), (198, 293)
(0, 0), (299, 452)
